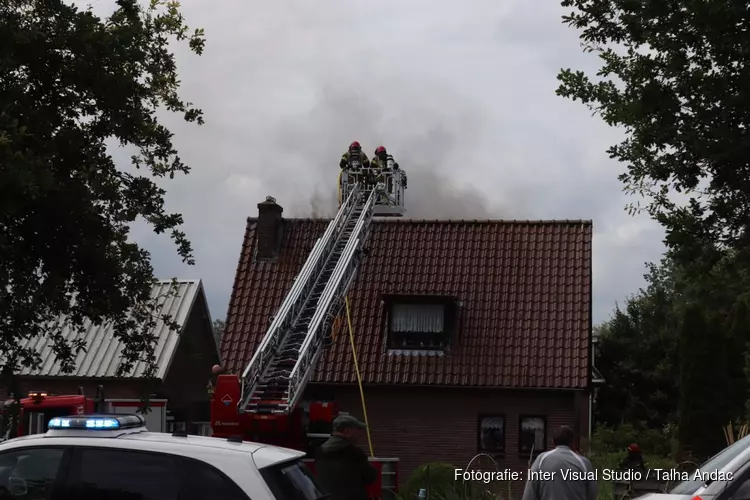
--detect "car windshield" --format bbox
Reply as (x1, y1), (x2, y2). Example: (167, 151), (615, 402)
(670, 434), (750, 495)
(260, 459), (328, 500)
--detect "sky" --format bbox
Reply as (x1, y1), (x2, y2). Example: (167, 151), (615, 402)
(89, 0), (666, 326)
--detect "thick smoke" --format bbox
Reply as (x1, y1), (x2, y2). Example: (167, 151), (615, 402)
(114, 0), (540, 320)
(276, 84), (505, 220)
(96, 0), (660, 324)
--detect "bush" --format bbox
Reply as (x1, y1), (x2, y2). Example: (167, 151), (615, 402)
(591, 423), (677, 458)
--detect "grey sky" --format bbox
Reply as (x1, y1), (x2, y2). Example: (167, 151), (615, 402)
(94, 0), (665, 325)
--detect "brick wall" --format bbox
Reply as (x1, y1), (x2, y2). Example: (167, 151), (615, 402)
(307, 384), (589, 492)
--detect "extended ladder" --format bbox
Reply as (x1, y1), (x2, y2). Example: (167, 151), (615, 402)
(239, 183), (378, 415)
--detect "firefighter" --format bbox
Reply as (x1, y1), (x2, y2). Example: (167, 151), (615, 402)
(339, 141), (370, 171)
(370, 146), (407, 195)
(619, 443), (646, 470)
(370, 146), (399, 171)
(315, 414), (377, 500)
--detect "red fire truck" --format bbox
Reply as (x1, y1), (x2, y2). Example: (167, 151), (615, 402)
(211, 168), (406, 499)
(1, 385), (167, 439)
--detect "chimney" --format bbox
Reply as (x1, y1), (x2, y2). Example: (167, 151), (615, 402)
(256, 196), (283, 260)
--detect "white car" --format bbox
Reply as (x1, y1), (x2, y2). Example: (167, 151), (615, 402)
(639, 434), (750, 500)
(0, 414), (328, 500)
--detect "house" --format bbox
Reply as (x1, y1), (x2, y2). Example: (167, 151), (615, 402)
(221, 198), (594, 488)
(2, 279), (219, 434)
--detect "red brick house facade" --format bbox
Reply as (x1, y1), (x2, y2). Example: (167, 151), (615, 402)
(221, 199), (594, 488)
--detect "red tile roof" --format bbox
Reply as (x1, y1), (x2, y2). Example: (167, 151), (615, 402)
(222, 218), (593, 389)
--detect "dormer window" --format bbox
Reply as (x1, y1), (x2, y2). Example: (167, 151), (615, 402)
(384, 295), (458, 351)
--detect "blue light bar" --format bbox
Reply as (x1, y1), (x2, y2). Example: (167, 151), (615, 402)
(47, 414), (145, 431)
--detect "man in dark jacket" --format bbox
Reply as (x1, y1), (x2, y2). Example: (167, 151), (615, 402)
(315, 414), (377, 500)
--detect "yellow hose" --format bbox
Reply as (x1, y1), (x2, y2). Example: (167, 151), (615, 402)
(345, 295), (374, 457)
(337, 170), (374, 456)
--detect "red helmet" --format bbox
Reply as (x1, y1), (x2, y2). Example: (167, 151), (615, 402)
(349, 141), (361, 150)
(628, 443), (640, 452)
(374, 146), (386, 155)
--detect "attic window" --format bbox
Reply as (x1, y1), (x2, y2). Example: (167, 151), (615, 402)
(385, 296), (457, 351)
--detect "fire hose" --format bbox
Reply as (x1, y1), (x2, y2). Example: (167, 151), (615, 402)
(338, 170), (375, 458)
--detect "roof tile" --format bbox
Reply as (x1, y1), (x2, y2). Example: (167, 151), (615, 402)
(221, 218), (592, 389)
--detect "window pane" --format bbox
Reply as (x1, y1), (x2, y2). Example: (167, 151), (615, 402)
(0, 447), (65, 500)
(69, 448), (182, 500)
(480, 417), (505, 452)
(182, 458), (249, 500)
(391, 304), (444, 333)
(260, 459), (326, 500)
(520, 417), (546, 454)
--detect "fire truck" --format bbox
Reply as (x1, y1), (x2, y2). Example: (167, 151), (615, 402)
(1, 385), (167, 439)
(211, 162), (406, 499)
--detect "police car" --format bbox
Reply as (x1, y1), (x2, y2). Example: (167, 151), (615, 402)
(0, 414), (328, 500)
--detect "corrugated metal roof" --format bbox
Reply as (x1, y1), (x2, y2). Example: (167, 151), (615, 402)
(222, 218), (593, 389)
(16, 279), (206, 380)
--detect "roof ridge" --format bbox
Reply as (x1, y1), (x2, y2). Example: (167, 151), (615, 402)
(155, 278), (201, 284)
(244, 217), (593, 225)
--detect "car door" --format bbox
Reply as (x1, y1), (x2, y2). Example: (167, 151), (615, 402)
(712, 461), (750, 500)
(61, 447), (186, 500)
(179, 457), (251, 500)
(0, 446), (71, 500)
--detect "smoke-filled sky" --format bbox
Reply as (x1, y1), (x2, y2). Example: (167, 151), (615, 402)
(90, 0), (665, 325)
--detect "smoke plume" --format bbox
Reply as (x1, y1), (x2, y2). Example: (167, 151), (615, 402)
(272, 83), (509, 220)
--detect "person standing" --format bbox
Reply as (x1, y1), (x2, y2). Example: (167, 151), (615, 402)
(619, 443), (646, 469)
(314, 414), (377, 500)
(522, 426), (598, 500)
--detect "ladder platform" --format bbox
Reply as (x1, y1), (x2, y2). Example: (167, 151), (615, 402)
(372, 205), (406, 217)
(340, 168), (406, 218)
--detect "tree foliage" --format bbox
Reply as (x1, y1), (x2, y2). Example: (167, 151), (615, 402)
(594, 262), (680, 430)
(594, 251), (749, 456)
(558, 0), (750, 456)
(678, 304), (730, 460)
(0, 0), (204, 387)
(212, 319), (225, 349)
(557, 0), (750, 262)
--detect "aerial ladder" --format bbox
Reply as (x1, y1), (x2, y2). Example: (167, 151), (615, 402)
(211, 164), (406, 498)
(243, 182), (375, 417)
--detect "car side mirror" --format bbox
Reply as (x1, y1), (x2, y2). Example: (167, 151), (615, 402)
(8, 477), (27, 496)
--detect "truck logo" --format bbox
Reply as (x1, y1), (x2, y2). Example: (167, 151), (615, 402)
(221, 394), (233, 406)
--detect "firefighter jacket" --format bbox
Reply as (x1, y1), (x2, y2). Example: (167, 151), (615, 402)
(370, 155), (399, 171)
(340, 150), (370, 169)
